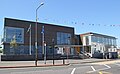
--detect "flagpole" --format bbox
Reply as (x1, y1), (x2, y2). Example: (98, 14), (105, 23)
(27, 24), (32, 55)
(42, 26), (44, 59)
(30, 24), (31, 55)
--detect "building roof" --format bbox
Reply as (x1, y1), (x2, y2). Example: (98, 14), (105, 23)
(80, 32), (117, 39)
(4, 17), (74, 29)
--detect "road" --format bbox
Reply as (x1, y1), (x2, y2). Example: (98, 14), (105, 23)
(0, 60), (120, 74)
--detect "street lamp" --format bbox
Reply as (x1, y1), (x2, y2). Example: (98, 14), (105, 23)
(35, 2), (44, 66)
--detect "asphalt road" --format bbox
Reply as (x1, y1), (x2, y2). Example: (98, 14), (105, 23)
(0, 62), (120, 74)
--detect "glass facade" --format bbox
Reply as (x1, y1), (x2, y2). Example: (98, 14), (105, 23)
(57, 32), (71, 45)
(4, 27), (24, 44)
(83, 34), (117, 58)
(91, 36), (116, 46)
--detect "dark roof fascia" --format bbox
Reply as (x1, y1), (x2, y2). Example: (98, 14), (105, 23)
(4, 18), (74, 29)
(80, 32), (117, 39)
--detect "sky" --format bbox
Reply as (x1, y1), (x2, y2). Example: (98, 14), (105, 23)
(0, 0), (120, 46)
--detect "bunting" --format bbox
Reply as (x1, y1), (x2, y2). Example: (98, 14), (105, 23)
(39, 18), (120, 27)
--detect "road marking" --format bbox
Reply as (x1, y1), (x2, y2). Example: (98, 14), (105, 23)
(104, 64), (111, 68)
(115, 63), (120, 66)
(99, 71), (103, 74)
(71, 68), (76, 74)
(87, 65), (111, 73)
(99, 71), (111, 74)
(91, 66), (96, 71)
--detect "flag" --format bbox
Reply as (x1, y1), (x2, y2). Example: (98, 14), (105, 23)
(13, 35), (16, 39)
(71, 22), (74, 24)
(82, 23), (84, 25)
(75, 22), (77, 24)
(41, 26), (44, 34)
(98, 24), (100, 26)
(27, 24), (31, 33)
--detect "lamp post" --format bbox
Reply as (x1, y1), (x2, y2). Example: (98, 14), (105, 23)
(35, 2), (44, 66)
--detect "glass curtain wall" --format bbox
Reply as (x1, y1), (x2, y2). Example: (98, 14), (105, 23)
(91, 36), (116, 46)
(57, 32), (71, 45)
(4, 27), (24, 44)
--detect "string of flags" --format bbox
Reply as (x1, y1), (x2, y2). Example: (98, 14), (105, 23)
(40, 18), (120, 27)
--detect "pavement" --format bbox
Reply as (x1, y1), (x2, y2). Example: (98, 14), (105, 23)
(0, 59), (120, 74)
(0, 58), (113, 68)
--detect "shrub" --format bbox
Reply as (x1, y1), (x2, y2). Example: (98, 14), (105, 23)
(0, 49), (2, 53)
(118, 55), (120, 59)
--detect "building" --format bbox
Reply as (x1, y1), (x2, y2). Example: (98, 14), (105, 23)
(2, 18), (75, 60)
(79, 32), (118, 58)
(2, 18), (118, 60)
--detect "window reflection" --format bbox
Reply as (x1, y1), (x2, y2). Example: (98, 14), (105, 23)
(57, 32), (71, 45)
(91, 36), (116, 46)
(4, 27), (24, 43)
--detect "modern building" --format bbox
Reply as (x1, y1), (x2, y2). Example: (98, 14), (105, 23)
(79, 32), (118, 58)
(2, 18), (75, 60)
(1, 18), (118, 60)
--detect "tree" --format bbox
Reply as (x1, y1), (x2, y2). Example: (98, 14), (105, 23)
(0, 43), (3, 53)
(10, 35), (17, 47)
(0, 49), (3, 53)
(10, 35), (17, 54)
(10, 38), (17, 48)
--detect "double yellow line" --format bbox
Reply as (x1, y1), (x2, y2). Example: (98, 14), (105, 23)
(99, 71), (111, 74)
(99, 71), (103, 74)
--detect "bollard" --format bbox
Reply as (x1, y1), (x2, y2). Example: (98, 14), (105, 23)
(63, 58), (65, 64)
(53, 58), (54, 65)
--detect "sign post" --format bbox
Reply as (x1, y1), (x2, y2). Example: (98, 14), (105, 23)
(44, 42), (46, 64)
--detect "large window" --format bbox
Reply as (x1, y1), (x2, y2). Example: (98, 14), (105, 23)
(91, 36), (102, 43)
(91, 36), (97, 42)
(57, 32), (71, 45)
(91, 36), (116, 46)
(104, 38), (107, 45)
(113, 39), (116, 46)
(99, 37), (102, 43)
(111, 39), (114, 46)
(4, 27), (24, 44)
